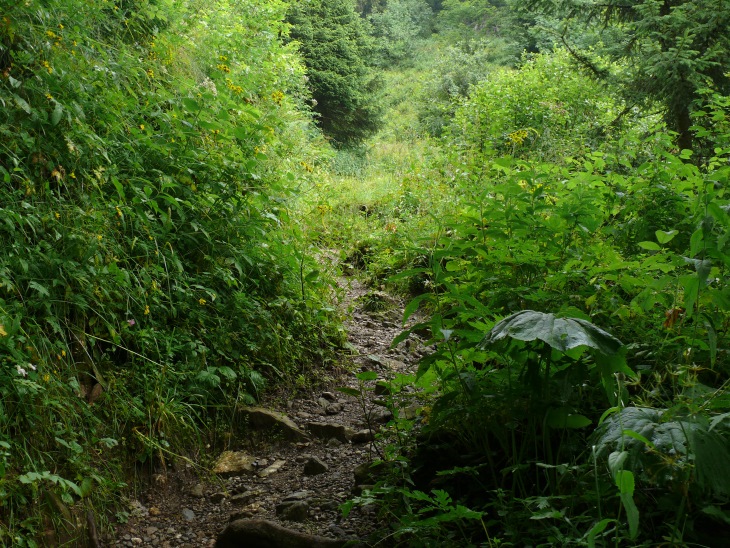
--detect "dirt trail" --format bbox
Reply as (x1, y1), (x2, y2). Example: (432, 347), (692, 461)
(111, 275), (427, 547)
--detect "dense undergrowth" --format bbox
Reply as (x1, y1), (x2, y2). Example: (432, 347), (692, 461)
(3, 0), (730, 546)
(298, 26), (730, 548)
(1, 0), (343, 544)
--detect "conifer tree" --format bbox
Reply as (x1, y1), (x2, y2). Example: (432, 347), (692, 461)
(286, 0), (383, 146)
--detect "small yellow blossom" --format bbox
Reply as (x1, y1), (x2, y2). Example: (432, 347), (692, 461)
(97, 234), (102, 241)
(116, 206), (122, 217)
(199, 298), (206, 306)
(58, 24), (64, 29)
(43, 373), (51, 382)
(70, 172), (76, 179)
(46, 93), (53, 100)
(507, 129), (529, 146)
(144, 305), (150, 315)
(61, 350), (66, 357)
(55, 212), (60, 219)
(139, 124), (145, 130)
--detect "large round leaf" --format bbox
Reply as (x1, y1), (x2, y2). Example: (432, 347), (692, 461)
(482, 310), (623, 355)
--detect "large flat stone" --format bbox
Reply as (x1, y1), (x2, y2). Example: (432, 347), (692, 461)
(213, 451), (256, 477)
(240, 407), (310, 442)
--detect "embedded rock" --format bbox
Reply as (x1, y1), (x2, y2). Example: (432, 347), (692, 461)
(258, 459), (286, 478)
(306, 422), (353, 443)
(276, 500), (309, 522)
(216, 519), (348, 548)
(325, 403), (343, 415)
(303, 456), (329, 476)
(213, 451), (256, 477)
(239, 407), (310, 442)
(351, 429), (375, 444)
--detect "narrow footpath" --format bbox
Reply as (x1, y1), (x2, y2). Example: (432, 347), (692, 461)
(112, 276), (428, 547)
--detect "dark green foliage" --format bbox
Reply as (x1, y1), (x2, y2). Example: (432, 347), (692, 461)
(286, 0), (383, 146)
(368, 0), (434, 66)
(518, 0), (730, 149)
(342, 47), (730, 545)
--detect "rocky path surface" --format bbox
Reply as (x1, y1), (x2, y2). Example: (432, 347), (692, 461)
(112, 277), (427, 547)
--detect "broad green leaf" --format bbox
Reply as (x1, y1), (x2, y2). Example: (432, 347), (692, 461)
(482, 310), (622, 355)
(51, 103), (63, 126)
(402, 294), (432, 324)
(336, 387), (360, 398)
(182, 98), (201, 111)
(655, 230), (678, 244)
(620, 491), (640, 539)
(701, 505), (730, 526)
(586, 518), (616, 548)
(615, 469), (634, 495)
(546, 407), (592, 429)
(13, 94), (31, 114)
(356, 371), (378, 382)
(608, 451), (628, 477)
(690, 228), (705, 257)
(594, 407), (699, 458)
(638, 241), (661, 251)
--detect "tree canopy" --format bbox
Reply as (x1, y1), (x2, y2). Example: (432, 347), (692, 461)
(520, 0), (730, 148)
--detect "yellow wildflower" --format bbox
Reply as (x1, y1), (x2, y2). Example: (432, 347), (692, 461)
(144, 305), (150, 315)
(199, 298), (206, 306)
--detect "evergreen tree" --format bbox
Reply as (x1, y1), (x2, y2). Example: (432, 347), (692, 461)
(286, 0), (383, 146)
(519, 0), (730, 149)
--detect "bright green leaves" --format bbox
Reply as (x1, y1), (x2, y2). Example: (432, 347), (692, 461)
(655, 229), (678, 244)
